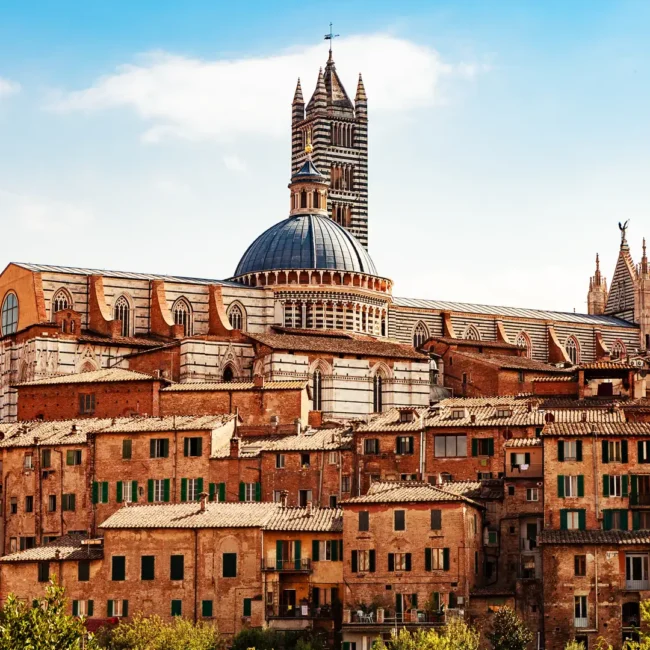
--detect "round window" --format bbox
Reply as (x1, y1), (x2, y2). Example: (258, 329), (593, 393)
(1, 292), (19, 336)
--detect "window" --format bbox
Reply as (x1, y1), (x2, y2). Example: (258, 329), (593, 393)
(363, 439), (379, 455)
(122, 439), (132, 459)
(72, 600), (94, 617)
(92, 481), (109, 504)
(575, 595), (588, 627)
(107, 600), (128, 618)
(48, 495), (57, 512)
(603, 440), (627, 463)
(559, 440), (581, 461)
(172, 298), (192, 336)
(222, 365), (235, 382)
(604, 475), (626, 498)
(464, 325), (480, 340)
(150, 439), (169, 458)
(603, 509), (629, 531)
(112, 556), (126, 581)
(38, 562), (50, 583)
(240, 482), (260, 503)
(329, 495), (337, 508)
(223, 553), (237, 578)
(141, 556), (155, 581)
(565, 336), (580, 365)
(202, 600), (213, 618)
(78, 560), (90, 582)
(373, 374), (384, 413)
(315, 540), (342, 562)
(396, 436), (414, 455)
(431, 509), (442, 530)
(276, 453), (285, 469)
(25, 495), (33, 513)
(52, 289), (72, 314)
(118, 481), (134, 503)
(450, 408), (465, 420)
(62, 494), (76, 511)
(389, 552), (411, 572)
(312, 369), (323, 411)
(515, 331), (532, 358)
(19, 537), (36, 551)
(170, 555), (184, 580)
(574, 555), (587, 577)
(1, 292), (18, 336)
(562, 510), (585, 530)
(328, 451), (338, 465)
(228, 304), (244, 330)
(182, 478), (202, 502)
(79, 393), (95, 415)
(425, 548), (450, 571)
(41, 449), (52, 468)
(354, 549), (375, 573)
(273, 490), (283, 502)
(24, 453), (33, 470)
(183, 437), (202, 457)
(243, 597), (252, 617)
(301, 453), (311, 467)
(150, 479), (169, 503)
(401, 473), (417, 481)
(472, 438), (494, 456)
(435, 435), (467, 457)
(509, 484), (516, 496)
(526, 488), (539, 502)
(611, 339), (626, 360)
(9, 498), (17, 514)
(636, 511), (650, 530)
(394, 510), (406, 531)
(558, 475), (583, 498)
(413, 322), (428, 348)
(640, 441), (650, 463)
(359, 511), (369, 532)
(342, 475), (351, 493)
(66, 450), (82, 466)
(479, 472), (493, 480)
(114, 296), (131, 337)
(487, 531), (498, 545)
(299, 489), (313, 506)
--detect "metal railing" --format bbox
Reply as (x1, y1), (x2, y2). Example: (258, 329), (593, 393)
(267, 603), (334, 619)
(507, 463), (543, 477)
(262, 558), (312, 572)
(625, 579), (650, 591)
(574, 617), (589, 629)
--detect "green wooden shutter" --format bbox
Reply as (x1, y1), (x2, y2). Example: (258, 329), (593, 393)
(219, 483), (226, 502)
(405, 553), (412, 571)
(576, 441), (583, 462)
(312, 540), (320, 562)
(294, 540), (302, 569)
(209, 483), (216, 502)
(343, 643), (351, 650)
(603, 510), (612, 530)
(620, 509), (629, 531)
(102, 482), (109, 503)
(622, 475), (629, 497)
(255, 482), (261, 502)
(147, 479), (154, 503)
(87, 600), (94, 617)
(197, 478), (203, 496)
(116, 482), (123, 504)
(180, 478), (187, 502)
(276, 541), (283, 570)
(578, 510), (586, 530)
(107, 600), (113, 617)
(577, 475), (584, 497)
(602, 440), (609, 464)
(122, 600), (129, 617)
(331, 539), (338, 561)
(603, 475), (610, 498)
(524, 453), (531, 465)
(388, 553), (394, 571)
(411, 593), (418, 608)
(243, 598), (252, 617)
(622, 440), (629, 463)
(639, 441), (645, 463)
(239, 482), (245, 502)
(339, 540), (343, 560)
(163, 478), (170, 502)
(471, 439), (478, 457)
(488, 438), (494, 456)
(443, 548), (450, 571)
(631, 475), (639, 505)
(312, 586), (320, 607)
(558, 441), (565, 462)
(425, 547), (432, 571)
(633, 511), (641, 530)
(351, 550), (358, 573)
(557, 475), (565, 498)
(202, 600), (213, 617)
(560, 509), (568, 530)
(92, 482), (98, 504)
(183, 437), (190, 456)
(132, 481), (138, 503)
(150, 439), (156, 458)
(369, 549), (376, 572)
(72, 600), (78, 616)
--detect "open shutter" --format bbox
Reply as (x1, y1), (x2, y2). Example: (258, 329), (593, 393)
(92, 482), (99, 505)
(107, 600), (113, 617)
(578, 510), (586, 530)
(219, 483), (226, 502)
(471, 439), (478, 457)
(425, 548), (432, 571)
(576, 441), (583, 461)
(150, 439), (156, 458)
(633, 511), (641, 531)
(622, 440), (629, 463)
(557, 475), (565, 498)
(602, 440), (609, 464)
(209, 483), (216, 502)
(524, 453), (531, 465)
(639, 441), (645, 463)
(116, 482), (123, 504)
(603, 510), (612, 530)
(312, 540), (320, 562)
(102, 482), (109, 504)
(331, 540), (339, 562)
(294, 540), (302, 570)
(405, 553), (412, 571)
(623, 475), (629, 497)
(369, 549), (376, 572)
(339, 540), (343, 560)
(163, 479), (170, 502)
(312, 586), (320, 608)
(388, 553), (395, 572)
(183, 438), (190, 456)
(132, 481), (138, 503)
(603, 475), (610, 498)
(197, 478), (203, 495)
(351, 550), (358, 573)
(180, 478), (187, 502)
(147, 479), (154, 503)
(577, 475), (584, 497)
(558, 441), (565, 462)
(276, 541), (283, 570)
(239, 482), (245, 502)
(620, 510), (629, 531)
(255, 482), (262, 502)
(122, 600), (129, 617)
(87, 600), (94, 617)
(631, 475), (639, 505)
(443, 548), (450, 571)
(72, 600), (79, 616)
(560, 509), (568, 530)
(487, 438), (494, 457)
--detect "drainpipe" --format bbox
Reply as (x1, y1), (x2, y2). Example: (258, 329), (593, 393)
(594, 546), (599, 632)
(53, 449), (64, 537)
(2, 470), (10, 556)
(592, 425), (599, 633)
(318, 444), (325, 506)
(419, 414), (426, 479)
(193, 529), (198, 623)
(172, 416), (178, 502)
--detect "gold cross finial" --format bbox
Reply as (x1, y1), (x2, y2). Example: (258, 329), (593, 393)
(305, 131), (313, 155)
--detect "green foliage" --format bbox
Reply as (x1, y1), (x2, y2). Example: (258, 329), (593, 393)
(230, 628), (325, 650)
(0, 579), (97, 650)
(97, 613), (225, 650)
(486, 607), (533, 650)
(371, 617), (480, 650)
(564, 641), (586, 650)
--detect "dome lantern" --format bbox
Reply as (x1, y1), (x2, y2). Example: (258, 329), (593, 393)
(289, 135), (329, 217)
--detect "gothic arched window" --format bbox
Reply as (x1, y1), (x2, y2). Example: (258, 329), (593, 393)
(1, 292), (18, 336)
(52, 288), (72, 315)
(413, 321), (429, 349)
(312, 369), (322, 411)
(228, 304), (245, 330)
(373, 374), (384, 413)
(222, 365), (235, 382)
(300, 191), (307, 209)
(565, 336), (580, 365)
(313, 190), (320, 209)
(114, 295), (132, 338)
(172, 298), (192, 336)
(515, 331), (532, 358)
(464, 325), (481, 341)
(611, 339), (626, 360)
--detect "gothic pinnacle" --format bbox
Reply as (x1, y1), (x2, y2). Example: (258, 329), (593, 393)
(293, 78), (304, 104)
(355, 73), (367, 102)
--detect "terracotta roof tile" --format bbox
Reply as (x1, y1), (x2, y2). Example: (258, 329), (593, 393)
(356, 408), (429, 433)
(162, 380), (307, 392)
(579, 360), (640, 370)
(540, 529), (650, 545)
(543, 422), (650, 437)
(0, 534), (103, 563)
(504, 437), (542, 448)
(452, 351), (573, 373)
(341, 480), (482, 507)
(426, 336), (522, 350)
(263, 507), (343, 532)
(235, 429), (352, 459)
(14, 368), (159, 387)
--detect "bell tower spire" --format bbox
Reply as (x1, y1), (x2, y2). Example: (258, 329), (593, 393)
(587, 253), (608, 315)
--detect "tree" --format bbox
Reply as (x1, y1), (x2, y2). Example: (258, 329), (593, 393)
(230, 628), (325, 650)
(0, 579), (98, 650)
(371, 617), (480, 650)
(487, 607), (533, 650)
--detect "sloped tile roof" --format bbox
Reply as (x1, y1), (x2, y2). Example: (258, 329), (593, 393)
(531, 376), (576, 383)
(234, 429), (353, 459)
(543, 422), (650, 437)
(96, 414), (235, 434)
(452, 351), (574, 373)
(427, 336), (522, 350)
(504, 437), (542, 448)
(442, 479), (504, 500)
(13, 368), (158, 387)
(579, 360), (640, 370)
(78, 333), (166, 348)
(0, 534), (103, 563)
(341, 480), (482, 507)
(263, 507), (343, 532)
(540, 529), (650, 545)
(162, 380), (307, 392)
(356, 408), (429, 433)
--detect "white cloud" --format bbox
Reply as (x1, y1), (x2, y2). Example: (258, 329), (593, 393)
(0, 77), (21, 98)
(223, 154), (246, 172)
(50, 34), (485, 143)
(0, 189), (92, 232)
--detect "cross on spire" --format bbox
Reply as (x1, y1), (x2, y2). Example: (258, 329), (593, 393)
(324, 22), (340, 59)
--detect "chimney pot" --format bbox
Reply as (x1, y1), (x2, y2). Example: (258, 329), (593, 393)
(280, 490), (289, 508)
(307, 500), (313, 516)
(294, 418), (302, 436)
(199, 492), (208, 512)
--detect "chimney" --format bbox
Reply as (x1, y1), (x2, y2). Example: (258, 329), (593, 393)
(54, 549), (61, 560)
(307, 500), (313, 516)
(71, 424), (77, 433)
(253, 374), (264, 388)
(280, 490), (288, 508)
(199, 492), (208, 512)
(270, 415), (279, 429)
(470, 414), (476, 424)
(294, 418), (302, 436)
(230, 436), (240, 458)
(581, 411), (587, 423)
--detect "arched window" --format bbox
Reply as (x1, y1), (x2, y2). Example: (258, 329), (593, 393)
(611, 339), (626, 360)
(565, 336), (580, 365)
(429, 358), (439, 386)
(312, 369), (322, 411)
(464, 325), (481, 340)
(222, 365), (235, 382)
(373, 374), (384, 413)
(515, 331), (532, 358)
(228, 304), (245, 330)
(114, 295), (132, 338)
(52, 288), (72, 315)
(300, 191), (307, 209)
(313, 190), (320, 209)
(1, 292), (19, 336)
(172, 298), (192, 336)
(413, 321), (429, 348)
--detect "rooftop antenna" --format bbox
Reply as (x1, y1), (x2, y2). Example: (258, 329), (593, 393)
(324, 22), (340, 60)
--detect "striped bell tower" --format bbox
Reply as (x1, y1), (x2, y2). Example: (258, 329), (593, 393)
(291, 49), (369, 248)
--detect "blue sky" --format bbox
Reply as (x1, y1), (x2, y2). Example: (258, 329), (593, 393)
(1, 0), (649, 312)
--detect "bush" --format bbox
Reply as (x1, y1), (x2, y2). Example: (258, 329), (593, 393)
(487, 607), (533, 650)
(371, 617), (480, 650)
(230, 628), (325, 650)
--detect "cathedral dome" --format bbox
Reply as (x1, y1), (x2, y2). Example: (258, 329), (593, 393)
(233, 214), (378, 277)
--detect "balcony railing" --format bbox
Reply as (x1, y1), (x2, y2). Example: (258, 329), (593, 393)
(346, 609), (454, 626)
(625, 579), (650, 591)
(262, 558), (312, 572)
(520, 539), (538, 552)
(574, 617), (589, 629)
(631, 494), (650, 507)
(267, 603), (334, 619)
(507, 463), (543, 478)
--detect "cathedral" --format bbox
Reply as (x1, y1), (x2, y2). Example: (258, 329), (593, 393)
(0, 50), (648, 423)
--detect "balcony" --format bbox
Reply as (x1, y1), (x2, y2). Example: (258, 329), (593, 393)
(267, 603), (334, 619)
(625, 578), (650, 591)
(630, 494), (650, 507)
(344, 608), (459, 627)
(574, 617), (589, 629)
(262, 558), (312, 572)
(506, 463), (543, 479)
(520, 538), (538, 552)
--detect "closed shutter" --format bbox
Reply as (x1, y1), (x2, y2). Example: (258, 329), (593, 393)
(425, 547), (432, 571)
(181, 478), (187, 502)
(116, 482), (123, 504)
(431, 509), (442, 530)
(603, 475), (610, 497)
(622, 440), (629, 463)
(209, 483), (216, 502)
(102, 482), (109, 504)
(633, 511), (641, 530)
(578, 510), (586, 530)
(558, 440), (565, 462)
(405, 553), (412, 571)
(631, 475), (639, 505)
(339, 540), (343, 560)
(602, 440), (609, 464)
(122, 439), (131, 459)
(294, 540), (302, 570)
(557, 475), (565, 498)
(576, 441), (583, 461)
(87, 600), (94, 617)
(107, 600), (113, 617)
(150, 440), (156, 458)
(312, 540), (320, 562)
(239, 482), (245, 502)
(471, 439), (478, 457)
(312, 586), (320, 607)
(163, 479), (170, 502)
(487, 438), (494, 456)
(72, 600), (79, 616)
(622, 475), (629, 497)
(197, 478), (203, 496)
(219, 483), (226, 502)
(388, 553), (394, 572)
(183, 438), (190, 456)
(122, 600), (129, 617)
(560, 509), (568, 530)
(202, 600), (213, 617)
(147, 479), (154, 503)
(92, 482), (99, 504)
(132, 481), (138, 503)
(620, 510), (629, 531)
(276, 541), (283, 570)
(171, 600), (182, 616)
(369, 549), (376, 572)
(331, 540), (338, 562)
(603, 510), (612, 530)
(170, 555), (184, 580)
(577, 475), (584, 497)
(255, 482), (261, 502)
(351, 550), (358, 573)
(443, 548), (450, 571)
(243, 598), (252, 617)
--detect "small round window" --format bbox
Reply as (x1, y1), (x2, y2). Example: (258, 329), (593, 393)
(1, 292), (19, 336)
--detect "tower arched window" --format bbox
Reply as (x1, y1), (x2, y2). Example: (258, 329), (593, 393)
(52, 289), (72, 315)
(565, 336), (580, 365)
(312, 369), (322, 411)
(464, 325), (481, 340)
(228, 304), (245, 330)
(1, 292), (19, 336)
(373, 374), (384, 413)
(313, 190), (320, 209)
(413, 321), (429, 348)
(114, 295), (132, 338)
(515, 331), (532, 358)
(611, 339), (626, 360)
(300, 191), (307, 209)
(222, 364), (235, 382)
(172, 298), (192, 336)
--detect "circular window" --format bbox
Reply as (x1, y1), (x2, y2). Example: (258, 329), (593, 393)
(1, 292), (19, 336)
